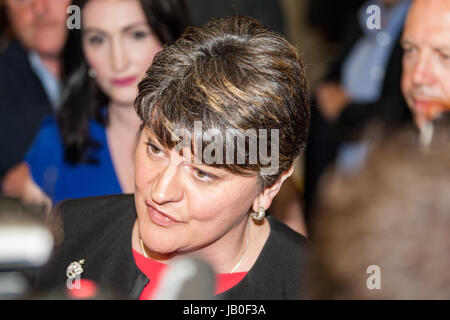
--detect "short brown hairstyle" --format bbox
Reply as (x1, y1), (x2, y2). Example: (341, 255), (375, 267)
(135, 16), (310, 190)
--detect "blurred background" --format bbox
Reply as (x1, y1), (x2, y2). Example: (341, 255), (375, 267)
(2, 0), (450, 299)
(0, 0), (369, 234)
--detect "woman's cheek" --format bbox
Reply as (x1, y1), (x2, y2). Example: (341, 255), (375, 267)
(135, 40), (162, 70)
(134, 151), (152, 189)
(188, 190), (232, 222)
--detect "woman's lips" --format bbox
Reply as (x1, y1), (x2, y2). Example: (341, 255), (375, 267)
(112, 76), (137, 87)
(146, 203), (181, 227)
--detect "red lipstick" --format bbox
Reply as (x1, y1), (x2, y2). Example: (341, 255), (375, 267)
(112, 76), (137, 87)
(146, 202), (181, 227)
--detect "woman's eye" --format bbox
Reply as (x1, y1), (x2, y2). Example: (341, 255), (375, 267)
(193, 168), (216, 183)
(87, 35), (104, 46)
(196, 170), (208, 178)
(146, 142), (163, 157)
(150, 145), (161, 154)
(131, 30), (149, 40)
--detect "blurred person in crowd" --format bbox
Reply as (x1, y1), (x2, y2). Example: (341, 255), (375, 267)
(401, 0), (450, 144)
(304, 0), (413, 222)
(308, 126), (450, 299)
(34, 16), (311, 300)
(2, 0), (189, 205)
(0, 0), (70, 181)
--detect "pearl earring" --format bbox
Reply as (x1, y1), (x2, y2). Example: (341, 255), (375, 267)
(251, 206), (265, 222)
(88, 68), (96, 78)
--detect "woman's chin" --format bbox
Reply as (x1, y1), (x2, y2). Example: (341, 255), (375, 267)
(107, 93), (136, 107)
(147, 242), (179, 259)
(141, 228), (179, 256)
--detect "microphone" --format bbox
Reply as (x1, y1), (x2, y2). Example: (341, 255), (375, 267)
(0, 224), (53, 270)
(0, 197), (54, 299)
(0, 198), (53, 270)
(153, 256), (217, 300)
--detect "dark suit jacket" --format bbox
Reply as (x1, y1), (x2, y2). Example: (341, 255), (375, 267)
(34, 194), (311, 299)
(0, 42), (52, 180)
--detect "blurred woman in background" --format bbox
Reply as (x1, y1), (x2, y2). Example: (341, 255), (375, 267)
(2, 0), (189, 205)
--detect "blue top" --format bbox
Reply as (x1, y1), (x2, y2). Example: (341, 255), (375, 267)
(25, 116), (123, 204)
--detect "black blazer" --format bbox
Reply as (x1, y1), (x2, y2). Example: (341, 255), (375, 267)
(0, 42), (53, 180)
(34, 194), (311, 299)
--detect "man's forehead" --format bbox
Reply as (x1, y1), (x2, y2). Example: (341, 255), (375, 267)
(403, 1), (450, 44)
(406, 0), (450, 29)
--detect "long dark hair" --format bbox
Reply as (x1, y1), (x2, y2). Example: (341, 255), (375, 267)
(58, 0), (190, 164)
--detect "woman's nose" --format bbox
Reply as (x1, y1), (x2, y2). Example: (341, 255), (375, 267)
(110, 38), (130, 73)
(150, 163), (183, 205)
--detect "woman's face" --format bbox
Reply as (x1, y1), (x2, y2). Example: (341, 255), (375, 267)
(134, 128), (262, 256)
(82, 0), (162, 106)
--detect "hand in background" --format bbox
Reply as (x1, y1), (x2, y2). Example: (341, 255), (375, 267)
(316, 82), (351, 122)
(1, 163), (52, 214)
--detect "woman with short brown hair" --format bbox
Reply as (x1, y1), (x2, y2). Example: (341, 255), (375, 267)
(37, 16), (311, 300)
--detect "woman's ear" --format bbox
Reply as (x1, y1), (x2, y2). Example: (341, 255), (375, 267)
(252, 166), (294, 212)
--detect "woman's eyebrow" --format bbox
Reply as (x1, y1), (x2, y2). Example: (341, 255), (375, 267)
(83, 28), (108, 36)
(145, 131), (167, 149)
(122, 21), (149, 32)
(83, 21), (148, 35)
